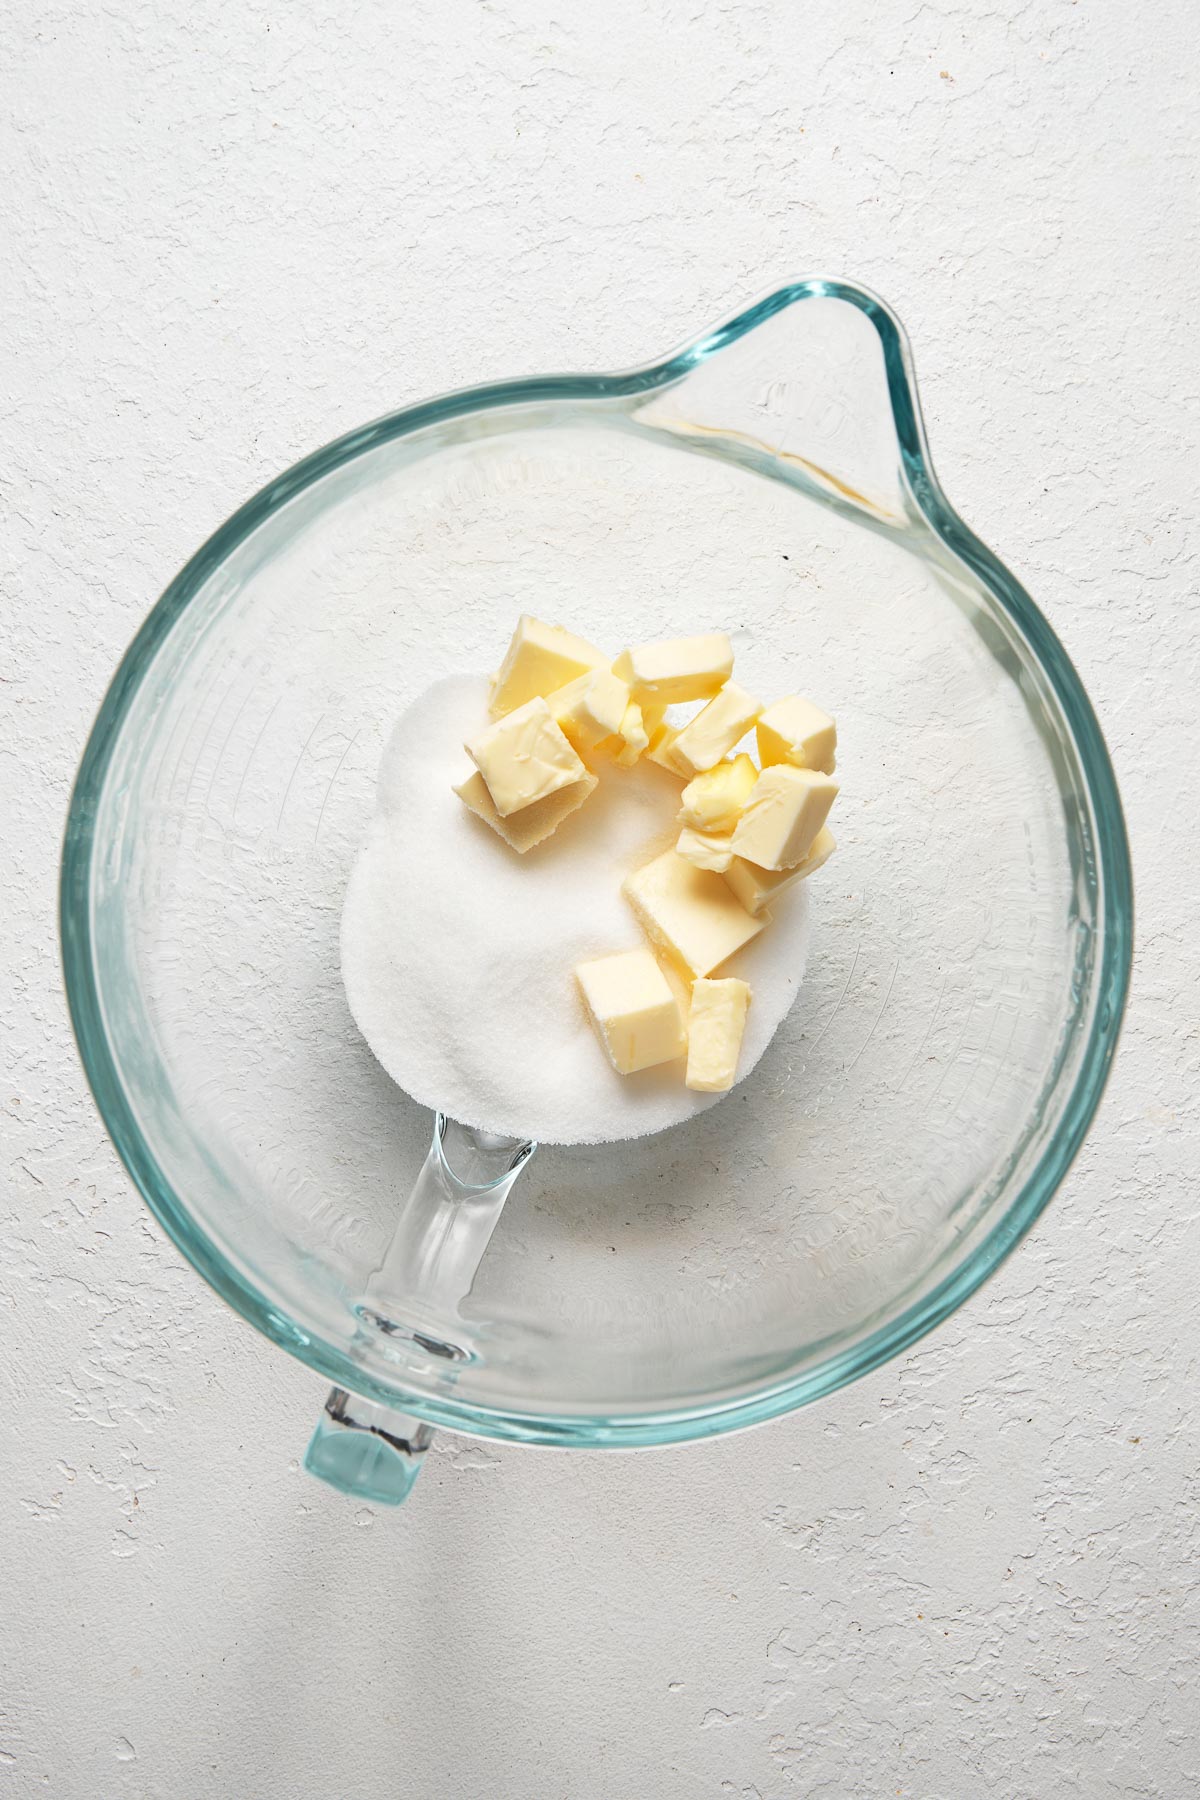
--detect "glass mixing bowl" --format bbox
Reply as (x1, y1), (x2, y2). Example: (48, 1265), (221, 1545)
(61, 280), (1131, 1503)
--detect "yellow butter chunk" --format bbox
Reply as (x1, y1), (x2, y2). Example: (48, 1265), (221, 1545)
(614, 700), (650, 767)
(678, 753), (759, 831)
(656, 952), (694, 1030)
(756, 695), (837, 774)
(576, 947), (687, 1075)
(723, 825), (837, 915)
(676, 824), (734, 872)
(667, 682), (761, 778)
(489, 615), (608, 717)
(613, 632), (734, 705)
(466, 696), (587, 816)
(546, 668), (630, 751)
(685, 978), (752, 1093)
(454, 768), (597, 853)
(623, 849), (765, 978)
(731, 765), (838, 871)
(645, 721), (684, 774)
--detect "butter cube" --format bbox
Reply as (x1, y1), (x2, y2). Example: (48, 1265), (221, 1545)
(466, 696), (587, 816)
(576, 947), (687, 1075)
(546, 668), (630, 751)
(685, 978), (752, 1093)
(668, 682), (761, 777)
(731, 765), (838, 870)
(489, 615), (608, 716)
(454, 768), (597, 853)
(614, 700), (650, 767)
(676, 824), (734, 872)
(623, 849), (765, 978)
(723, 826), (837, 914)
(645, 721), (685, 774)
(656, 952), (694, 1029)
(678, 753), (758, 831)
(756, 695), (837, 774)
(613, 632), (734, 705)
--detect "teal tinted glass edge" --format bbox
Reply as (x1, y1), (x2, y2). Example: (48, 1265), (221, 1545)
(60, 278), (1134, 1449)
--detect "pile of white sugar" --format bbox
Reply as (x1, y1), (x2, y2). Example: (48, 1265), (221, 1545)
(340, 676), (812, 1145)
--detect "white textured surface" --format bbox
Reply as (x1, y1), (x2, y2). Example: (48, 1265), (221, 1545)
(2, 2), (1196, 1795)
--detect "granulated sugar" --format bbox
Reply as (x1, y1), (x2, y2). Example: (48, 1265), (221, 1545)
(341, 676), (812, 1144)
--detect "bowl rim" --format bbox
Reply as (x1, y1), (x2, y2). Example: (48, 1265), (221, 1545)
(60, 277), (1134, 1447)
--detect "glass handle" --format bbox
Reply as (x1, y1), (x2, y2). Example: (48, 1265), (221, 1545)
(304, 1387), (435, 1507)
(304, 1114), (534, 1505)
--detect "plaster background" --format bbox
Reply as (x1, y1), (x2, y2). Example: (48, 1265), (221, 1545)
(2, 2), (1197, 1795)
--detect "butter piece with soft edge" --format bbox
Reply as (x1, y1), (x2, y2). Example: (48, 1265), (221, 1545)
(731, 765), (838, 871)
(756, 695), (837, 774)
(723, 825), (837, 914)
(656, 951), (694, 1029)
(623, 848), (765, 978)
(678, 753), (758, 831)
(676, 824), (735, 872)
(576, 947), (687, 1075)
(645, 721), (684, 774)
(667, 682), (762, 777)
(489, 615), (608, 717)
(614, 700), (650, 767)
(546, 669), (630, 751)
(686, 978), (752, 1092)
(466, 696), (587, 816)
(454, 768), (597, 853)
(613, 632), (734, 705)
